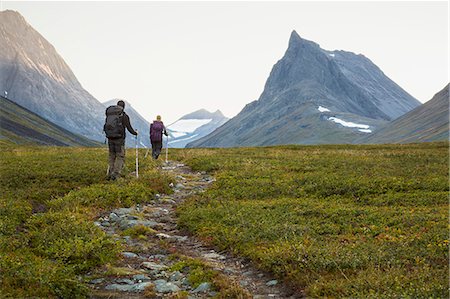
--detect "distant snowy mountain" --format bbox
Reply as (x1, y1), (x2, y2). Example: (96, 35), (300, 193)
(167, 109), (229, 148)
(188, 31), (420, 147)
(103, 99), (151, 147)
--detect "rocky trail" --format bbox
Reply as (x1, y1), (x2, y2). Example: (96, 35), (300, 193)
(88, 161), (299, 298)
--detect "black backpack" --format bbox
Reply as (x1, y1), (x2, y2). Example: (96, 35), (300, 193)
(104, 105), (124, 139)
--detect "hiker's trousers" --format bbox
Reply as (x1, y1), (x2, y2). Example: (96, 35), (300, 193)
(108, 138), (125, 177)
(151, 141), (162, 159)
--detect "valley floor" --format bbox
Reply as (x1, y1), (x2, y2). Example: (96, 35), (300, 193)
(0, 141), (448, 298)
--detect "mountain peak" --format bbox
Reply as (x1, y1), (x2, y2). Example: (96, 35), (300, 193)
(189, 30), (421, 148)
(288, 30), (302, 47)
(290, 30), (301, 40)
(181, 108), (227, 120)
(213, 109), (225, 117)
(287, 31), (321, 52)
(1, 9), (21, 16)
(1, 10), (27, 23)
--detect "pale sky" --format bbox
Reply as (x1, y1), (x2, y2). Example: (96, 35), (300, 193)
(3, 1), (449, 124)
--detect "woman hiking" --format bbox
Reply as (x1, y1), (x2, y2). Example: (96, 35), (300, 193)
(149, 115), (168, 160)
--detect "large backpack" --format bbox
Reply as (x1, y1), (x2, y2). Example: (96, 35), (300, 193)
(150, 121), (164, 142)
(104, 105), (124, 139)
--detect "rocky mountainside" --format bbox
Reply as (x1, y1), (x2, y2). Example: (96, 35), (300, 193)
(167, 109), (229, 148)
(0, 10), (106, 142)
(188, 31), (421, 147)
(103, 99), (151, 147)
(360, 84), (449, 144)
(0, 95), (100, 146)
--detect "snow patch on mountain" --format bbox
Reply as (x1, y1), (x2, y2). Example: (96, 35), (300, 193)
(171, 132), (187, 138)
(358, 129), (372, 133)
(168, 134), (199, 145)
(328, 117), (370, 130)
(318, 106), (331, 112)
(169, 119), (212, 133)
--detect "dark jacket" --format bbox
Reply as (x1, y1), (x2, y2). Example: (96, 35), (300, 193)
(121, 112), (137, 138)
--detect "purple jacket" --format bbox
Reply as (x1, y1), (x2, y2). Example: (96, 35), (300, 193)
(150, 121), (167, 142)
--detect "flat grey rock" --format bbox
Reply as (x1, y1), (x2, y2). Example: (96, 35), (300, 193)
(119, 219), (158, 230)
(174, 235), (188, 242)
(109, 212), (120, 222)
(133, 274), (151, 282)
(138, 220), (158, 228)
(105, 284), (133, 292)
(156, 233), (172, 239)
(89, 278), (105, 284)
(133, 282), (153, 291)
(266, 279), (278, 286)
(105, 282), (152, 292)
(169, 271), (183, 282)
(113, 207), (134, 216)
(153, 279), (180, 293)
(116, 278), (134, 285)
(203, 252), (226, 260)
(193, 282), (211, 293)
(141, 261), (167, 271)
(122, 252), (138, 258)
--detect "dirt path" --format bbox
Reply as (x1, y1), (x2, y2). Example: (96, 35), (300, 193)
(89, 161), (300, 298)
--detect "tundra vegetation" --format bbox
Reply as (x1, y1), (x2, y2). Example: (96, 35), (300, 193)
(173, 142), (449, 298)
(0, 141), (172, 298)
(0, 141), (448, 298)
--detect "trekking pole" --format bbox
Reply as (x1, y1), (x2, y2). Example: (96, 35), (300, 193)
(165, 134), (169, 164)
(135, 134), (139, 178)
(144, 144), (150, 158)
(105, 137), (109, 175)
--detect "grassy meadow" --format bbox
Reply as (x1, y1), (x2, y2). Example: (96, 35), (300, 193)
(172, 142), (449, 298)
(0, 141), (448, 298)
(0, 141), (173, 298)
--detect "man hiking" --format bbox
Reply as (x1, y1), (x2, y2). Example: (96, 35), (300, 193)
(104, 100), (138, 180)
(150, 115), (168, 160)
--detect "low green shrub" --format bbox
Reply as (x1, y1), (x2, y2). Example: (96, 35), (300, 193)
(0, 146), (173, 297)
(174, 143), (449, 297)
(26, 211), (120, 273)
(0, 249), (88, 298)
(122, 224), (156, 239)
